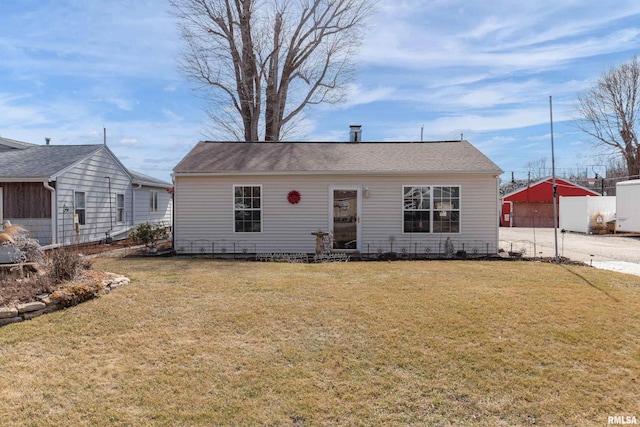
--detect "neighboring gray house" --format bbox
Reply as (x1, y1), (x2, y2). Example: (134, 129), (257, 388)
(173, 136), (503, 256)
(0, 138), (172, 246)
(129, 170), (174, 227)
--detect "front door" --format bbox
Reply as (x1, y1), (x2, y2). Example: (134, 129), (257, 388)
(330, 187), (361, 251)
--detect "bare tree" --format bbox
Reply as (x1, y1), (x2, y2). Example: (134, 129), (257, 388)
(525, 157), (551, 180)
(576, 55), (640, 179)
(605, 155), (629, 180)
(171, 0), (375, 142)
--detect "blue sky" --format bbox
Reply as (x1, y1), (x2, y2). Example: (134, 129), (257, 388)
(1, 1), (640, 183)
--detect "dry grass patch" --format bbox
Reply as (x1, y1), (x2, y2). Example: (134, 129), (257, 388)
(0, 259), (639, 426)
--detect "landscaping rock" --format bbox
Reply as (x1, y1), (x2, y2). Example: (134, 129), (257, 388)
(39, 296), (57, 306)
(1, 272), (131, 328)
(22, 309), (47, 320)
(106, 276), (130, 289)
(0, 307), (19, 319)
(0, 316), (23, 326)
(16, 301), (46, 314)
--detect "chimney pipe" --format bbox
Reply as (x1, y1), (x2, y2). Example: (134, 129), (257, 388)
(349, 125), (362, 143)
(45, 137), (50, 145)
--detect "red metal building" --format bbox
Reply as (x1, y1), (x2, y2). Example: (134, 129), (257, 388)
(501, 178), (600, 227)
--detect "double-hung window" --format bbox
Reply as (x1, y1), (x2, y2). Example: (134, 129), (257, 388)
(433, 186), (460, 232)
(403, 185), (460, 233)
(150, 191), (158, 213)
(116, 193), (125, 223)
(403, 186), (431, 233)
(74, 191), (86, 226)
(234, 185), (261, 233)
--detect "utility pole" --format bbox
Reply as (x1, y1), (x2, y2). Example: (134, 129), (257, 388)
(549, 96), (559, 264)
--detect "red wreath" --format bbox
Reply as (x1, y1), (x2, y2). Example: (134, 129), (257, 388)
(287, 190), (301, 204)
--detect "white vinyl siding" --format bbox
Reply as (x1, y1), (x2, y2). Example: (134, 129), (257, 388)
(174, 173), (499, 255)
(54, 148), (132, 245)
(133, 186), (172, 226)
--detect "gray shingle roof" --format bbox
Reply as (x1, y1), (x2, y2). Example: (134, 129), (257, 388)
(174, 141), (502, 175)
(128, 169), (172, 187)
(0, 144), (103, 179)
(0, 136), (36, 151)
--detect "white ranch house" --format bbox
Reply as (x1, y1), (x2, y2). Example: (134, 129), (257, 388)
(173, 137), (503, 257)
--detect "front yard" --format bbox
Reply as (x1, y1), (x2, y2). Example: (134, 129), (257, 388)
(0, 258), (638, 426)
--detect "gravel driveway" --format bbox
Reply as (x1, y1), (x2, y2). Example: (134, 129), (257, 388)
(499, 227), (640, 276)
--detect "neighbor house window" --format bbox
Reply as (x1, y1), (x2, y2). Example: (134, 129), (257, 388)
(74, 191), (86, 225)
(234, 185), (261, 232)
(403, 185), (460, 233)
(116, 193), (125, 223)
(150, 191), (158, 213)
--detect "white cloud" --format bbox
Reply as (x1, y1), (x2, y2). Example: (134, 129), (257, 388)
(337, 84), (395, 109)
(0, 0), (180, 81)
(118, 138), (140, 146)
(162, 109), (183, 121)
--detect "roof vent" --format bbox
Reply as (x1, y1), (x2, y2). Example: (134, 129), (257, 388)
(349, 125), (362, 143)
(45, 137), (50, 145)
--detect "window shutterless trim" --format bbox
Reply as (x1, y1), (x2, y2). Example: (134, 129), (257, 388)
(150, 191), (158, 213)
(232, 184), (263, 233)
(73, 190), (86, 226)
(402, 185), (461, 234)
(116, 193), (125, 224)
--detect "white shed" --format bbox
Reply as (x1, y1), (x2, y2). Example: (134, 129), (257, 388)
(559, 196), (616, 234)
(616, 180), (640, 233)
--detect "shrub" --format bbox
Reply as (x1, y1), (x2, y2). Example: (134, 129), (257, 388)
(0, 226), (44, 265)
(47, 249), (91, 285)
(129, 223), (168, 248)
(11, 234), (44, 265)
(49, 281), (105, 308)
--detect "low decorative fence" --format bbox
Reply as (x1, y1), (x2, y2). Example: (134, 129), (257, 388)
(175, 238), (499, 261)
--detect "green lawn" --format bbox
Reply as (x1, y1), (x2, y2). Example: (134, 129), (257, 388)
(0, 258), (639, 426)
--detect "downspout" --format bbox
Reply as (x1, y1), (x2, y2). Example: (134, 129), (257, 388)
(171, 176), (175, 251)
(43, 181), (57, 245)
(132, 183), (142, 226)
